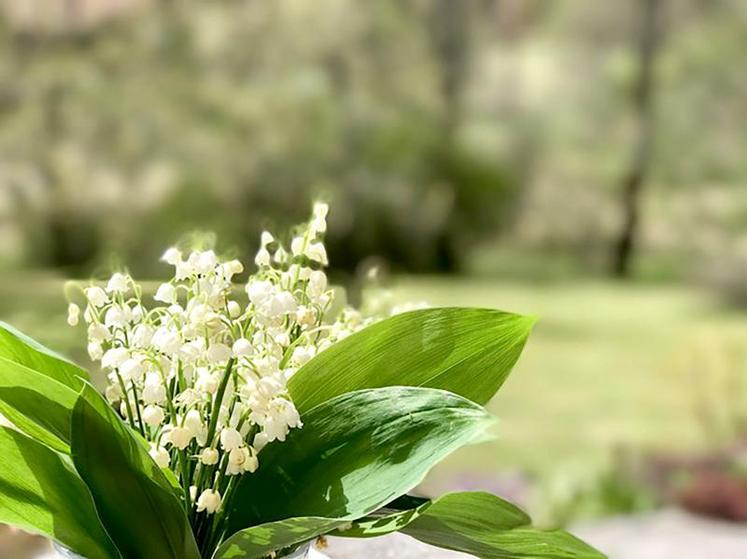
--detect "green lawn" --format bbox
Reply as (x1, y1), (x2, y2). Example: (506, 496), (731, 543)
(390, 276), (747, 493)
(2, 272), (746, 495)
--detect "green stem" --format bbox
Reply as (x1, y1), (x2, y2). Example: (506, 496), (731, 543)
(115, 372), (137, 430)
(180, 450), (192, 512)
(205, 358), (236, 448)
(204, 476), (237, 556)
(130, 381), (146, 437)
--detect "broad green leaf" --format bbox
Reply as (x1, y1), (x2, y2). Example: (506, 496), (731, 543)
(288, 308), (535, 413)
(0, 321), (88, 389)
(0, 426), (119, 559)
(0, 356), (78, 452)
(337, 492), (530, 538)
(71, 384), (200, 559)
(341, 492), (605, 559)
(404, 524), (605, 559)
(225, 387), (495, 535)
(214, 517), (346, 559)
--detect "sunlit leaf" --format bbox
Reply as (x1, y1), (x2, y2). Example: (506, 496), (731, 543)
(71, 384), (200, 559)
(225, 387), (495, 535)
(288, 308), (535, 413)
(338, 491), (605, 559)
(0, 321), (88, 390)
(0, 426), (120, 559)
(337, 492), (529, 538)
(0, 356), (79, 452)
(214, 517), (345, 559)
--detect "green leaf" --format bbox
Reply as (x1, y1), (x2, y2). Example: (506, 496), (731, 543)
(0, 321), (88, 389)
(337, 492), (530, 538)
(0, 426), (120, 559)
(288, 308), (535, 413)
(225, 387), (495, 535)
(0, 356), (79, 452)
(403, 524), (605, 559)
(71, 384), (200, 559)
(214, 517), (346, 559)
(339, 491), (605, 559)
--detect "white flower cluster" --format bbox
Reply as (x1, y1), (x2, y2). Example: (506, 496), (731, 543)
(67, 203), (374, 517)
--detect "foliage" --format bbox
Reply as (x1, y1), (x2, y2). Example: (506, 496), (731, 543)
(0, 208), (602, 559)
(0, 0), (531, 276)
(0, 315), (605, 558)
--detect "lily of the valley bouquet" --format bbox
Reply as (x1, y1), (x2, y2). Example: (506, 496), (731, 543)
(0, 204), (603, 559)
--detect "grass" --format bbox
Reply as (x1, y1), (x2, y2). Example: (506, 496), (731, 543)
(3, 271), (747, 496)
(390, 276), (747, 494)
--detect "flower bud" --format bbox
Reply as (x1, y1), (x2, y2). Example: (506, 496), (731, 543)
(67, 303), (80, 326)
(227, 300), (242, 319)
(200, 447), (219, 466)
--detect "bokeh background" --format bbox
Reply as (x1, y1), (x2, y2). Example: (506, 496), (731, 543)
(2, 1), (747, 557)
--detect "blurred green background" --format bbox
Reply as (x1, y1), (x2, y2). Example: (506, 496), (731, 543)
(2, 0), (747, 552)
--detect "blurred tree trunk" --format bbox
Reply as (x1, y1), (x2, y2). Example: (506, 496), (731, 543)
(429, 0), (471, 143)
(428, 0), (472, 272)
(611, 0), (662, 278)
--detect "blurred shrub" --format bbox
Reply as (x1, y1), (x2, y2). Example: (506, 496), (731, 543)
(535, 450), (656, 527)
(2, 0), (746, 279)
(0, 0), (528, 276)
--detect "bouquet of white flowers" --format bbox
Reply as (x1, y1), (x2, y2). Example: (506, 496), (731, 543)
(0, 204), (603, 559)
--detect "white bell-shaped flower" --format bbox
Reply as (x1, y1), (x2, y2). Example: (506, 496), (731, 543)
(84, 286), (109, 308)
(154, 283), (177, 304)
(143, 405), (165, 427)
(196, 489), (221, 514)
(101, 347), (129, 369)
(220, 427), (244, 452)
(199, 447), (219, 466)
(207, 343), (232, 364)
(149, 445), (170, 468)
(106, 273), (129, 294)
(161, 247), (181, 265)
(167, 426), (193, 450)
(232, 338), (253, 357)
(305, 242), (328, 266)
(184, 409), (204, 438)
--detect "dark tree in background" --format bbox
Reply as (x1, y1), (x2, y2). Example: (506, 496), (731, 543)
(611, 0), (663, 278)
